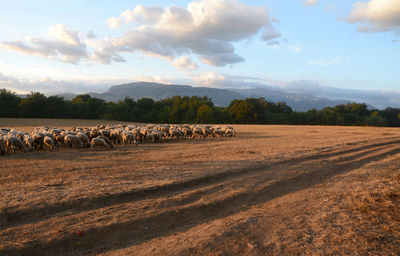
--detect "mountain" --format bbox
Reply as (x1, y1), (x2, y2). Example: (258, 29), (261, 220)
(283, 80), (400, 109)
(52, 81), (372, 111)
(89, 82), (244, 107)
(232, 87), (349, 111)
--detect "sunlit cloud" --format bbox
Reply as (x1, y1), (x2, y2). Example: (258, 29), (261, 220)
(346, 0), (400, 34)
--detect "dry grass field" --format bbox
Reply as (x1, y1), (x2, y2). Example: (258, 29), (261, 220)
(0, 118), (399, 255)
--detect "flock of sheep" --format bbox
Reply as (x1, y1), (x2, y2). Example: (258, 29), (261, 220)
(0, 124), (236, 156)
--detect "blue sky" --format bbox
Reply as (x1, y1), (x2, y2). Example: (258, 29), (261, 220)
(0, 0), (399, 94)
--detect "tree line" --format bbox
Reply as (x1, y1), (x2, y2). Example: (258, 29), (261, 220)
(1, 89), (400, 127)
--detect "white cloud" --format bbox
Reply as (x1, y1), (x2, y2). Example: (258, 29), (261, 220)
(346, 0), (400, 34)
(304, 0), (318, 6)
(2, 24), (88, 64)
(111, 5), (164, 27)
(308, 56), (342, 66)
(105, 0), (280, 67)
(2, 1), (280, 68)
(173, 56), (198, 70)
(106, 17), (121, 29)
(86, 37), (126, 64)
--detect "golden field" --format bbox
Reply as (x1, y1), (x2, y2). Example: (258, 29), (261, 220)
(0, 118), (399, 255)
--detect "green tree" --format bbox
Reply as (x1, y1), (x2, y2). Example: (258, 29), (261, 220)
(197, 104), (215, 123)
(0, 89), (21, 117)
(19, 92), (48, 117)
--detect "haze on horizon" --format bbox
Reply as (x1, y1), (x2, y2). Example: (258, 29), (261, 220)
(0, 0), (399, 102)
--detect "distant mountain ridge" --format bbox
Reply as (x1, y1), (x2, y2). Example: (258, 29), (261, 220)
(56, 81), (366, 112)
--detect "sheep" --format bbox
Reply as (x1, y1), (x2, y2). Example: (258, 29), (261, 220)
(225, 128), (236, 137)
(43, 136), (55, 151)
(151, 131), (163, 142)
(110, 129), (122, 144)
(97, 135), (113, 148)
(64, 135), (84, 148)
(77, 132), (90, 148)
(90, 138), (110, 149)
(23, 134), (33, 151)
(9, 135), (28, 153)
(213, 128), (225, 138)
(170, 129), (183, 139)
(202, 127), (213, 138)
(145, 133), (156, 143)
(89, 129), (99, 139)
(121, 131), (136, 145)
(4, 136), (16, 153)
(53, 133), (64, 147)
(181, 127), (193, 138)
(0, 137), (5, 155)
(99, 129), (111, 138)
(32, 132), (45, 150)
(192, 127), (204, 139)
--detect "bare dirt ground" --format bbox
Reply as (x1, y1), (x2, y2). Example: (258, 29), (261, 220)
(0, 119), (399, 255)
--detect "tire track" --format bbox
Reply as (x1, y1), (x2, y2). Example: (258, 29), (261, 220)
(1, 138), (400, 230)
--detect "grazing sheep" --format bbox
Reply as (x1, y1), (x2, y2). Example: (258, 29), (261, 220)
(225, 128), (236, 137)
(170, 129), (183, 139)
(182, 127), (193, 138)
(99, 129), (111, 138)
(97, 135), (113, 148)
(77, 132), (90, 148)
(122, 131), (136, 145)
(43, 136), (54, 150)
(213, 128), (225, 138)
(9, 135), (28, 153)
(192, 127), (204, 139)
(89, 130), (99, 139)
(91, 138), (110, 149)
(202, 127), (212, 138)
(32, 132), (45, 150)
(54, 133), (64, 147)
(110, 129), (122, 144)
(145, 133), (156, 143)
(4, 136), (16, 153)
(0, 137), (5, 155)
(23, 134), (33, 151)
(64, 135), (84, 148)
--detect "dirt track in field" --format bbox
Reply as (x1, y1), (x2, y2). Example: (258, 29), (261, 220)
(0, 120), (399, 255)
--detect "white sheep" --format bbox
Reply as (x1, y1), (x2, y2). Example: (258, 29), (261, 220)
(97, 135), (113, 148)
(23, 134), (33, 151)
(9, 135), (28, 153)
(91, 138), (110, 149)
(43, 136), (54, 150)
(64, 135), (84, 148)
(77, 132), (90, 148)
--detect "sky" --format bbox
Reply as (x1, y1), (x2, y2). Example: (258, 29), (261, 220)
(0, 0), (399, 94)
